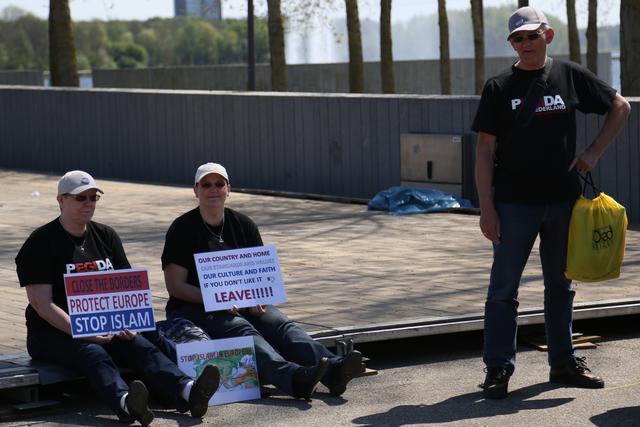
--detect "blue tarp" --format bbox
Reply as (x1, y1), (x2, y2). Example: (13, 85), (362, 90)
(368, 186), (474, 215)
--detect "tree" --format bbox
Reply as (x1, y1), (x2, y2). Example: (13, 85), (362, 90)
(1, 5), (29, 21)
(267, 0), (287, 91)
(586, 0), (597, 74)
(75, 21), (113, 68)
(620, 0), (640, 95)
(380, 0), (394, 93)
(49, 0), (78, 86)
(438, 0), (451, 94)
(566, 0), (580, 64)
(470, 0), (484, 95)
(174, 19), (220, 65)
(109, 41), (148, 68)
(345, 0), (364, 93)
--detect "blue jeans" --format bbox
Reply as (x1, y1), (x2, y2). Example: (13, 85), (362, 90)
(27, 328), (191, 419)
(169, 304), (341, 395)
(483, 201), (576, 373)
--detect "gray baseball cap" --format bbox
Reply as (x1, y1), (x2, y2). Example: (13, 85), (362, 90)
(57, 170), (103, 195)
(508, 6), (548, 40)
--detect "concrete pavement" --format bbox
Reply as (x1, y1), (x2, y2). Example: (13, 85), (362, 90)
(1, 169), (639, 354)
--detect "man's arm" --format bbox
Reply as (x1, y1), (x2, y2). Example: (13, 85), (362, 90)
(570, 93), (632, 172)
(475, 132), (501, 244)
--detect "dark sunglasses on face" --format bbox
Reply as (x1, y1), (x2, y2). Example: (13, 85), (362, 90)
(199, 181), (226, 189)
(511, 32), (543, 43)
(64, 194), (100, 202)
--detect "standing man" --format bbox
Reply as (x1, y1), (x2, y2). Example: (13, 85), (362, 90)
(473, 7), (630, 399)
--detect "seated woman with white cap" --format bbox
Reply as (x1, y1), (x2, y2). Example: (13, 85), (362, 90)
(161, 162), (362, 401)
(16, 170), (219, 426)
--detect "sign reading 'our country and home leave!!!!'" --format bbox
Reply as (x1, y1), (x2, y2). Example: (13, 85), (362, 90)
(64, 268), (156, 338)
(194, 245), (287, 312)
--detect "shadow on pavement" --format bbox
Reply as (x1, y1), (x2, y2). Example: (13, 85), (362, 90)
(590, 406), (640, 426)
(351, 382), (571, 426)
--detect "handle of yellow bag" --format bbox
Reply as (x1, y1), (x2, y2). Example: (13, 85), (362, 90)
(578, 172), (601, 198)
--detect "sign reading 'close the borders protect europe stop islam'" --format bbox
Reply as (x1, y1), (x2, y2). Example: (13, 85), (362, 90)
(193, 245), (287, 312)
(64, 268), (156, 338)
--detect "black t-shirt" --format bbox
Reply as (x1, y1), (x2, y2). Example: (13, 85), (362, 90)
(15, 218), (130, 334)
(472, 58), (616, 203)
(161, 207), (263, 314)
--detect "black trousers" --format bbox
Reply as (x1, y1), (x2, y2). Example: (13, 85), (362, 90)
(27, 327), (192, 418)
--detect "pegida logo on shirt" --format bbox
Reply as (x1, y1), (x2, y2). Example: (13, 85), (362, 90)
(66, 258), (114, 274)
(511, 94), (567, 113)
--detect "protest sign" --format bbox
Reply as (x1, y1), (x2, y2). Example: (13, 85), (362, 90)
(177, 336), (260, 405)
(194, 245), (287, 312)
(64, 268), (155, 338)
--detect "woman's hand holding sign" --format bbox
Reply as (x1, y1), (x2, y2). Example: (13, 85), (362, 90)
(247, 304), (266, 317)
(83, 333), (114, 345)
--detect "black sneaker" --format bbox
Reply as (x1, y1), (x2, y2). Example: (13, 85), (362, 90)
(189, 364), (221, 418)
(292, 357), (330, 400)
(327, 351), (363, 397)
(479, 367), (511, 399)
(549, 356), (604, 388)
(127, 380), (154, 426)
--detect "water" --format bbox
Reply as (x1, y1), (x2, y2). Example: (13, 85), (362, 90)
(611, 52), (620, 92)
(43, 75), (93, 88)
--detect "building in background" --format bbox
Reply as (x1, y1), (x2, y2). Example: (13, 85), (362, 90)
(174, 0), (222, 20)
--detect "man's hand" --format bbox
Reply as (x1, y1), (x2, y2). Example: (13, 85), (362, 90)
(569, 150), (598, 173)
(247, 304), (266, 317)
(480, 204), (501, 244)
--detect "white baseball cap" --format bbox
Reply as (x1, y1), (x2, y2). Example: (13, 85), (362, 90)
(57, 170), (103, 196)
(195, 163), (229, 184)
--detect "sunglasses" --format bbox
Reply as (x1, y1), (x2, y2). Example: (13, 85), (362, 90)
(64, 194), (101, 202)
(199, 181), (227, 189)
(511, 32), (543, 43)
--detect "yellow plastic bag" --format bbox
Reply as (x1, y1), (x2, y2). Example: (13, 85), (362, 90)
(565, 189), (628, 282)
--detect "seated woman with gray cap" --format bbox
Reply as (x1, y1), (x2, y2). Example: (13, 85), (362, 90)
(16, 170), (220, 426)
(161, 162), (362, 400)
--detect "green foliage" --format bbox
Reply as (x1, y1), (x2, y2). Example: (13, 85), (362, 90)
(109, 41), (148, 68)
(0, 9), (47, 69)
(0, 6), (269, 70)
(175, 18), (220, 65)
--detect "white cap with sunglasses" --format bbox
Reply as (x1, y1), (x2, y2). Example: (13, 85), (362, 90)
(58, 170), (104, 196)
(195, 163), (229, 184)
(507, 6), (548, 40)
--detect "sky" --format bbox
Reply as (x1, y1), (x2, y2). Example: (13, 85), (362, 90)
(0, 0), (622, 27)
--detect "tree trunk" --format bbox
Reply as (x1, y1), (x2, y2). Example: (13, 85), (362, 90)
(438, 0), (451, 95)
(345, 0), (364, 93)
(621, 0), (640, 95)
(586, 0), (597, 74)
(566, 0), (581, 64)
(380, 0), (394, 93)
(267, 0), (287, 91)
(49, 0), (78, 86)
(518, 0), (529, 6)
(470, 0), (484, 95)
